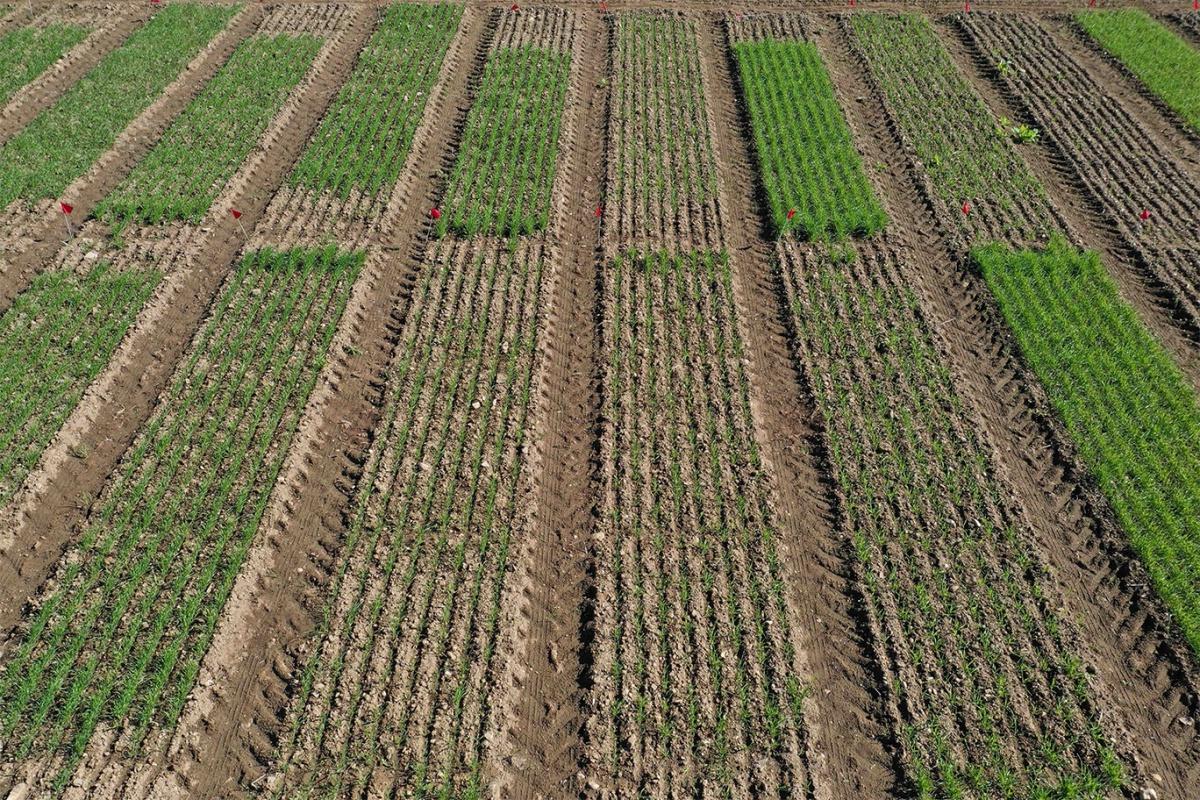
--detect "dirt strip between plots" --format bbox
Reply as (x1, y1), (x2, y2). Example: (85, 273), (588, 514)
(821, 13), (1200, 794)
(0, 5), (375, 640)
(150, 9), (495, 798)
(697, 14), (898, 800)
(487, 9), (605, 800)
(0, 4), (262, 311)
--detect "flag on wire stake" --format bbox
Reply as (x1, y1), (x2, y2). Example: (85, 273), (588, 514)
(430, 207), (442, 221)
(1139, 208), (1151, 222)
(510, 3), (519, 12)
(962, 201), (972, 216)
(594, 205), (603, 219)
(786, 208), (797, 220)
(230, 208), (246, 237)
(60, 202), (74, 239)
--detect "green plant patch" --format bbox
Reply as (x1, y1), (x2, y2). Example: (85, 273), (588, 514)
(0, 264), (160, 508)
(291, 2), (462, 199)
(0, 3), (237, 209)
(439, 45), (571, 238)
(733, 39), (886, 239)
(1077, 9), (1200, 133)
(99, 33), (322, 226)
(976, 238), (1200, 654)
(0, 23), (89, 106)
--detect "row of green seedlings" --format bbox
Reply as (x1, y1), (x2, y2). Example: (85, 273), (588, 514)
(780, 240), (1123, 799)
(729, 28), (886, 239)
(97, 32), (323, 229)
(0, 3), (236, 210)
(1075, 9), (1200, 135)
(0, 21), (88, 106)
(598, 249), (810, 797)
(289, 2), (462, 204)
(0, 263), (159, 508)
(0, 247), (362, 794)
(270, 240), (544, 800)
(438, 33), (570, 239)
(610, 12), (723, 251)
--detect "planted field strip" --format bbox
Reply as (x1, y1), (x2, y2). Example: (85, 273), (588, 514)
(0, 22), (88, 106)
(848, 12), (1058, 247)
(269, 237), (548, 799)
(958, 13), (1200, 340)
(781, 237), (1123, 799)
(439, 8), (571, 238)
(1076, 9), (1200, 135)
(289, 3), (463, 212)
(0, 264), (158, 510)
(0, 247), (362, 795)
(728, 20), (885, 239)
(97, 33), (323, 227)
(609, 11), (723, 253)
(976, 240), (1200, 654)
(592, 249), (812, 798)
(0, 3), (236, 211)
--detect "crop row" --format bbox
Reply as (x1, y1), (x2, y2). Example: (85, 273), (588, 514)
(0, 247), (362, 793)
(270, 238), (547, 800)
(0, 22), (88, 106)
(977, 239), (1200, 654)
(0, 3), (236, 210)
(610, 11), (723, 253)
(730, 29), (886, 239)
(780, 239), (1122, 799)
(97, 32), (322, 228)
(289, 2), (462, 205)
(0, 263), (159, 508)
(592, 250), (811, 797)
(1075, 9), (1200, 135)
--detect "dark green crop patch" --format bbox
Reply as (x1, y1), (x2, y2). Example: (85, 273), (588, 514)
(0, 23), (89, 106)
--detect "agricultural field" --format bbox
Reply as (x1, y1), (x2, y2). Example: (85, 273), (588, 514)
(0, 2), (1199, 799)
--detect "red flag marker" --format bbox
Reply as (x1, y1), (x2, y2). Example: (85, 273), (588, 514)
(786, 208), (796, 220)
(1139, 208), (1151, 221)
(510, 2), (519, 11)
(1195, 0), (1198, 11)
(60, 201), (74, 239)
(599, 0), (607, 11)
(430, 207), (442, 221)
(230, 208), (242, 220)
(964, 0), (971, 11)
(1088, 0), (1096, 7)
(962, 201), (972, 216)
(230, 207), (247, 237)
(60, 201), (73, 215)
(594, 205), (603, 218)
(849, 0), (856, 7)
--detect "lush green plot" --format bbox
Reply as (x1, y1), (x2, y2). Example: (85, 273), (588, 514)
(733, 39), (885, 239)
(439, 45), (570, 238)
(291, 2), (462, 199)
(0, 265), (159, 508)
(0, 247), (362, 791)
(0, 3), (236, 209)
(1076, 9), (1200, 133)
(976, 238), (1200, 653)
(0, 23), (89, 106)
(99, 33), (321, 226)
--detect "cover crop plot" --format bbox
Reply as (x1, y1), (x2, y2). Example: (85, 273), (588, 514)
(439, 9), (572, 238)
(0, 264), (159, 508)
(0, 23), (88, 107)
(98, 33), (323, 227)
(1076, 9), (1200, 134)
(0, 3), (236, 210)
(849, 13), (1055, 246)
(610, 12), (723, 253)
(592, 250), (812, 798)
(730, 30), (885, 239)
(290, 2), (462, 205)
(271, 238), (547, 799)
(959, 12), (1200, 336)
(976, 239), (1200, 655)
(0, 247), (362, 793)
(780, 238), (1124, 799)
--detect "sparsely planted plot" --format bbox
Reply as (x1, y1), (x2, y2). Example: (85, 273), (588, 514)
(0, 263), (159, 508)
(289, 2), (462, 207)
(728, 19), (885, 239)
(0, 23), (89, 106)
(958, 12), (1200, 337)
(0, 3), (236, 210)
(96, 32), (323, 227)
(439, 8), (571, 238)
(780, 237), (1124, 799)
(1075, 9), (1200, 134)
(610, 11), (723, 253)
(269, 238), (548, 799)
(0, 247), (362, 794)
(848, 12), (1056, 246)
(592, 249), (812, 797)
(976, 239), (1200, 654)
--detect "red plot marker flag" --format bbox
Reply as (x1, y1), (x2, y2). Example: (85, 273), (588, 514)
(230, 207), (247, 237)
(60, 201), (74, 239)
(849, 0), (856, 7)
(964, 0), (971, 11)
(1139, 208), (1151, 221)
(1195, 0), (1199, 11)
(1089, 0), (1096, 7)
(510, 3), (519, 11)
(786, 208), (797, 220)
(962, 201), (972, 216)
(429, 207), (442, 221)
(594, 204), (603, 218)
